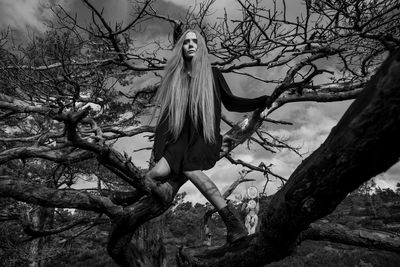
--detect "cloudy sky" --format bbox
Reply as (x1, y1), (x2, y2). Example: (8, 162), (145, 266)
(1, 0), (398, 203)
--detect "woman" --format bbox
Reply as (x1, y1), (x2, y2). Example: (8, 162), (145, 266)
(147, 29), (269, 243)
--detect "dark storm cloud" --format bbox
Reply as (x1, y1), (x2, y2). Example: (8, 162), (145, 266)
(67, 0), (188, 41)
(0, 0), (189, 42)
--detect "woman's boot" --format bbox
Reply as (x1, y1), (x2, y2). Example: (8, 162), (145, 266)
(218, 202), (248, 243)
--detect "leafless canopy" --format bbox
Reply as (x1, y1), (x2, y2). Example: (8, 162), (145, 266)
(0, 0), (399, 266)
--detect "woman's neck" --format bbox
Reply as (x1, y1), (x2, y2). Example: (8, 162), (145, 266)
(184, 60), (192, 76)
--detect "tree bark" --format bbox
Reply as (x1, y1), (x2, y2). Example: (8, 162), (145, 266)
(132, 216), (167, 267)
(176, 49), (400, 266)
(106, 174), (187, 267)
(26, 206), (54, 267)
(302, 222), (400, 253)
(28, 208), (43, 267)
(124, 153), (168, 267)
(0, 178), (122, 217)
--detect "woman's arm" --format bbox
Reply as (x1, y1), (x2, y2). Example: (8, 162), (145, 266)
(213, 67), (269, 112)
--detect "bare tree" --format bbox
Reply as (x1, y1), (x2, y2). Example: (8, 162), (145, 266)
(1, 0), (399, 266)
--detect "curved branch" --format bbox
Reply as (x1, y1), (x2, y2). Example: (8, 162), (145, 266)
(102, 125), (155, 139)
(225, 155), (287, 182)
(0, 178), (122, 217)
(302, 222), (400, 253)
(266, 87), (362, 115)
(0, 146), (94, 164)
(3, 59), (113, 71)
(22, 217), (109, 238)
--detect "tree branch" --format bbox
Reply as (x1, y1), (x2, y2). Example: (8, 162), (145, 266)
(22, 216), (109, 238)
(0, 146), (94, 165)
(0, 178), (122, 217)
(302, 222), (400, 253)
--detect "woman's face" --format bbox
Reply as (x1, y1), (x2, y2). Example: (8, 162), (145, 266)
(182, 32), (198, 60)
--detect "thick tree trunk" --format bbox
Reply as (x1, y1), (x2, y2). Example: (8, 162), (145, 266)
(29, 233), (42, 267)
(128, 155), (167, 267)
(107, 175), (187, 267)
(176, 49), (400, 266)
(132, 216), (167, 267)
(302, 222), (400, 253)
(27, 206), (53, 267)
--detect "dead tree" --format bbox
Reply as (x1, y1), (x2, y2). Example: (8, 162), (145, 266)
(1, 0), (400, 266)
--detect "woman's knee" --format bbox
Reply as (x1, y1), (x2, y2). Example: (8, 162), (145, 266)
(146, 158), (171, 179)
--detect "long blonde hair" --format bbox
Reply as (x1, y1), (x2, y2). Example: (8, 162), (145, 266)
(154, 29), (216, 143)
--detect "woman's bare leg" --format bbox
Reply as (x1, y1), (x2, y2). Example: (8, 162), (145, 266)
(184, 170), (247, 243)
(145, 157), (172, 203)
(183, 170), (226, 210)
(145, 157), (171, 180)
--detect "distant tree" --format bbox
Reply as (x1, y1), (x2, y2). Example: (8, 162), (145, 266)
(396, 183), (400, 195)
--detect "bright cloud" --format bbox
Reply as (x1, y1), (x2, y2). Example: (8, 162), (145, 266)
(0, 0), (68, 32)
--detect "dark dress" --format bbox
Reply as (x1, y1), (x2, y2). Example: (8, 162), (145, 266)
(153, 67), (267, 174)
